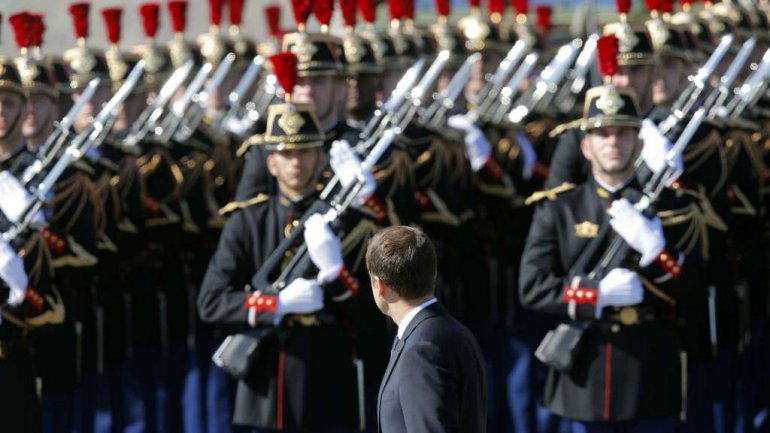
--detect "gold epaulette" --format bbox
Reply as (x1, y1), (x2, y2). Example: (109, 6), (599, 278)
(236, 135), (263, 157)
(218, 193), (270, 216)
(549, 119), (582, 138)
(524, 182), (576, 205)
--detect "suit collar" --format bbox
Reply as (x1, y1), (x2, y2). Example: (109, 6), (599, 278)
(400, 301), (445, 342)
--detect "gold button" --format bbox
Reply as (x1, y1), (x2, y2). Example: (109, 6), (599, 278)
(619, 307), (639, 325)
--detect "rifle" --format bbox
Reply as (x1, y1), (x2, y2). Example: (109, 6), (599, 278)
(154, 61), (214, 144)
(485, 52), (540, 125)
(21, 78), (101, 186)
(723, 48), (770, 121)
(658, 34), (734, 134)
(217, 55), (264, 133)
(587, 37), (756, 279)
(421, 52), (482, 131)
(122, 59), (194, 147)
(507, 39), (584, 125)
(173, 52), (236, 142)
(554, 34), (600, 115)
(251, 53), (453, 294)
(4, 60), (145, 243)
(705, 37), (757, 122)
(474, 40), (532, 116)
(223, 73), (283, 137)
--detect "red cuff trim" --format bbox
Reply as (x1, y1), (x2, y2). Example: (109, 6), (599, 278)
(532, 161), (550, 180)
(362, 195), (387, 222)
(143, 197), (161, 215)
(338, 266), (360, 296)
(244, 292), (278, 313)
(482, 158), (504, 181)
(41, 228), (66, 255)
(656, 250), (682, 279)
(24, 287), (44, 311)
(563, 286), (598, 305)
(414, 189), (431, 210)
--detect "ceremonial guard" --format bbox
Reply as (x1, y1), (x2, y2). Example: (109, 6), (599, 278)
(199, 51), (372, 432)
(0, 43), (63, 433)
(519, 35), (695, 432)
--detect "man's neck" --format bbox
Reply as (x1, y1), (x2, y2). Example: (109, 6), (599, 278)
(389, 294), (435, 327)
(593, 171), (634, 192)
(278, 185), (316, 202)
(320, 112), (339, 133)
(0, 137), (24, 161)
(25, 126), (53, 151)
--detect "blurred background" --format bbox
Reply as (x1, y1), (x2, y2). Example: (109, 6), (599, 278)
(0, 0), (623, 57)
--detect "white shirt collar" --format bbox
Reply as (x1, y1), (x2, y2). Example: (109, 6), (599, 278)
(397, 298), (438, 339)
(594, 175), (634, 194)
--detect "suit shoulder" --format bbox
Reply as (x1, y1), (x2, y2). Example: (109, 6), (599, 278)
(413, 314), (480, 352)
(218, 193), (271, 216)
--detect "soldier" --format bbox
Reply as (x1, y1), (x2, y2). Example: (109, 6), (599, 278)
(233, 0), (359, 202)
(199, 52), (369, 432)
(546, 0), (659, 188)
(10, 13), (59, 154)
(0, 50), (64, 433)
(338, 0), (382, 128)
(519, 38), (695, 432)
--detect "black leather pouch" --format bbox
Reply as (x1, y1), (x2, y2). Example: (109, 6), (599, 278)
(212, 328), (276, 379)
(535, 322), (588, 373)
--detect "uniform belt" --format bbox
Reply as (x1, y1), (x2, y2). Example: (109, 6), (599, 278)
(283, 312), (337, 327)
(602, 305), (676, 326)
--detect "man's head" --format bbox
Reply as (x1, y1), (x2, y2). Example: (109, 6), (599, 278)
(347, 73), (380, 121)
(611, 63), (655, 112)
(267, 147), (325, 198)
(366, 226), (437, 316)
(581, 125), (641, 178)
(580, 85), (643, 184)
(293, 75), (337, 127)
(22, 92), (56, 143)
(72, 82), (112, 134)
(0, 90), (27, 146)
(113, 90), (148, 133)
(651, 56), (689, 107)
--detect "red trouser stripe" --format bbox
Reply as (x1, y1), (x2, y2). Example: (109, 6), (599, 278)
(277, 350), (285, 429)
(603, 343), (613, 420)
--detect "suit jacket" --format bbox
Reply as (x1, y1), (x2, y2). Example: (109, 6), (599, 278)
(377, 302), (487, 433)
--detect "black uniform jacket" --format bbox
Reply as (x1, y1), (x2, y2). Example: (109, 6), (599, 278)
(519, 176), (697, 422)
(198, 192), (372, 430)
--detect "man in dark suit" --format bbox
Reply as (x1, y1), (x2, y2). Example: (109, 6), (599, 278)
(366, 226), (487, 433)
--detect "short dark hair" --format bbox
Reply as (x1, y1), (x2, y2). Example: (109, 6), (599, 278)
(365, 226), (437, 300)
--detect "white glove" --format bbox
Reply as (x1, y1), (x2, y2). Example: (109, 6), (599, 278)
(0, 171), (44, 225)
(0, 239), (28, 307)
(448, 114), (491, 171)
(639, 119), (684, 187)
(304, 213), (344, 283)
(274, 278), (324, 325)
(329, 139), (376, 205)
(595, 268), (644, 319)
(608, 198), (666, 267)
(516, 131), (538, 180)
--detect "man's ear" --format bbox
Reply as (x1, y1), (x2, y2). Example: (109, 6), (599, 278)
(373, 276), (387, 298)
(580, 136), (592, 162)
(266, 153), (279, 177)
